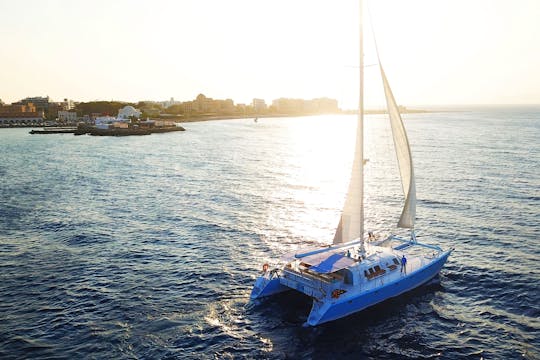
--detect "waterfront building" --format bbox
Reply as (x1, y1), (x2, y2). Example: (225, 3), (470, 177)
(181, 101), (193, 114)
(58, 111), (78, 123)
(117, 105), (142, 120)
(12, 97), (74, 120)
(186, 94), (236, 115)
(162, 97), (178, 108)
(94, 115), (117, 129)
(271, 98), (305, 114)
(62, 99), (75, 110)
(0, 103), (44, 125)
(252, 98), (267, 113)
(14, 96), (50, 114)
(48, 102), (65, 120)
(271, 97), (339, 114)
(214, 99), (235, 114)
(92, 106), (141, 129)
(112, 122), (129, 129)
(192, 94), (213, 113)
(312, 97), (339, 113)
(154, 120), (177, 127)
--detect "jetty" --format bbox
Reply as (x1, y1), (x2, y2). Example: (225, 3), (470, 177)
(29, 127), (77, 134)
(30, 125), (185, 136)
(74, 125), (184, 136)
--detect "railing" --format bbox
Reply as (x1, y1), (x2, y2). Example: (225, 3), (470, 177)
(281, 269), (330, 299)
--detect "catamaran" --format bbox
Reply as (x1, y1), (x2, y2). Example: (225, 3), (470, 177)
(250, 0), (452, 326)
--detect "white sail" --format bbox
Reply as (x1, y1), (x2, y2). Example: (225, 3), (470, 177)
(380, 65), (416, 228)
(251, 0), (453, 327)
(333, 120), (364, 244)
(334, 0), (365, 244)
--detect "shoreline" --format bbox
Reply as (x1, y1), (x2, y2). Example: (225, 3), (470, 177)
(169, 109), (445, 124)
(0, 109), (452, 129)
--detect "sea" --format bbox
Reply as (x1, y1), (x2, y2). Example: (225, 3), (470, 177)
(0, 106), (538, 359)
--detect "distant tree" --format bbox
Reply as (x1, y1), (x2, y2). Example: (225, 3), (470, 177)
(164, 104), (184, 115)
(75, 101), (130, 116)
(132, 102), (162, 118)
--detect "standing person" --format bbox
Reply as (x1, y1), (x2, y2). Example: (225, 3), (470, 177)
(401, 254), (407, 274)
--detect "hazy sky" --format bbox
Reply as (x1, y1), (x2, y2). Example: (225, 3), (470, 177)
(1, 0), (539, 109)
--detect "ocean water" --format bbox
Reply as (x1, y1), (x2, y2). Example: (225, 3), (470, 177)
(0, 107), (538, 359)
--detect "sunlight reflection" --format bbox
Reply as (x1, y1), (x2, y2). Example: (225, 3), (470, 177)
(260, 113), (409, 254)
(204, 299), (273, 353)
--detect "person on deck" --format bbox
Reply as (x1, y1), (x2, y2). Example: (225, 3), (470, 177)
(401, 255), (407, 274)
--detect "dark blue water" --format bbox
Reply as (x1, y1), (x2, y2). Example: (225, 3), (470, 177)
(1, 107), (538, 359)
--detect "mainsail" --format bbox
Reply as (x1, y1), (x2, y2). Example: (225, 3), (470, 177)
(334, 0), (365, 245)
(333, 119), (364, 244)
(380, 66), (416, 228)
(333, 0), (417, 243)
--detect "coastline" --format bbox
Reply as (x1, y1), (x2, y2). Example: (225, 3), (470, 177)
(171, 109), (442, 124)
(175, 114), (303, 123)
(0, 108), (454, 129)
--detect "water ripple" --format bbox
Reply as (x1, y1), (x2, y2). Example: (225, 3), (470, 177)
(1, 111), (539, 359)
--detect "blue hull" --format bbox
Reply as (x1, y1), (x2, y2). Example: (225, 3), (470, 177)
(306, 250), (451, 326)
(250, 276), (289, 300)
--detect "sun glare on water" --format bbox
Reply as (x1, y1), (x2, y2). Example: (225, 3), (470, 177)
(261, 115), (357, 249)
(257, 111), (405, 258)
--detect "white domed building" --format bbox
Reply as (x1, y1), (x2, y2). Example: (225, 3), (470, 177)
(117, 105), (141, 120)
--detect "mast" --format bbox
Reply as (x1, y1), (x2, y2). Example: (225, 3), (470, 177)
(359, 0), (365, 251)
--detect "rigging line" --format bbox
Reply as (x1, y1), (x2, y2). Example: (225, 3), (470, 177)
(365, 13), (389, 128)
(366, 0), (383, 66)
(365, 0), (389, 114)
(366, 0), (401, 218)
